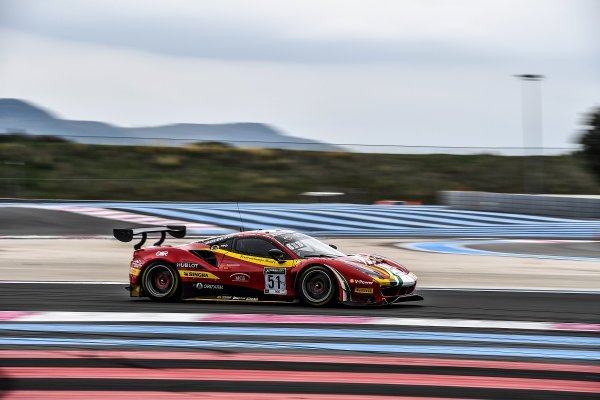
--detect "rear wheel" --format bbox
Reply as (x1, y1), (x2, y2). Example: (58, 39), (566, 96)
(141, 262), (180, 301)
(298, 266), (337, 307)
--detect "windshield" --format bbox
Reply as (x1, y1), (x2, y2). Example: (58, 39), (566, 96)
(275, 232), (345, 258)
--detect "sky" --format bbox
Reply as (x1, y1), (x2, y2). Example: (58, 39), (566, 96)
(0, 0), (598, 153)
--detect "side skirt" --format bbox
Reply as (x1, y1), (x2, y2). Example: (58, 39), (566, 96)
(185, 296), (298, 304)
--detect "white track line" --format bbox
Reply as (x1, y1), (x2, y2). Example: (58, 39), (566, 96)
(0, 281), (128, 285)
(21, 205), (226, 232)
(0, 311), (597, 332)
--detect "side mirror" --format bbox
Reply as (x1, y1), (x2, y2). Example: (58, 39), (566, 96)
(329, 244), (337, 249)
(268, 248), (286, 263)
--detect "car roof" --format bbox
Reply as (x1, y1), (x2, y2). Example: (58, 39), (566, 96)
(201, 229), (299, 243)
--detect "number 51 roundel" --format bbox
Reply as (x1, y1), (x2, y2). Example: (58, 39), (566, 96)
(264, 267), (287, 295)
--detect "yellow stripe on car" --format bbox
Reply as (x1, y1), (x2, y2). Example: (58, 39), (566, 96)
(212, 248), (299, 268)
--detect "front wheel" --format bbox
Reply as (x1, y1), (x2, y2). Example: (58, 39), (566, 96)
(141, 262), (180, 301)
(298, 266), (337, 307)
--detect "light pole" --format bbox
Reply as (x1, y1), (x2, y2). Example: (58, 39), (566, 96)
(514, 74), (544, 194)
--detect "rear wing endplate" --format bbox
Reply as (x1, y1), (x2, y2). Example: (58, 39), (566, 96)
(113, 225), (186, 250)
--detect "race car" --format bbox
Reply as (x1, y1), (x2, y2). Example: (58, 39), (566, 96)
(114, 226), (422, 306)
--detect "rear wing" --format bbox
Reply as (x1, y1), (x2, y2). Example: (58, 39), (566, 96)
(113, 226), (186, 250)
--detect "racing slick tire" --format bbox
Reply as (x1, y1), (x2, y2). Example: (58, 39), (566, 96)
(141, 262), (181, 301)
(298, 266), (337, 307)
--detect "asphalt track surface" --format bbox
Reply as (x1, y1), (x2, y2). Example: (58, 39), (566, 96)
(1, 283), (599, 399)
(0, 284), (598, 323)
(0, 207), (143, 236)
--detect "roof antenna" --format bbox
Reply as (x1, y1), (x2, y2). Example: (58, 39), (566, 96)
(236, 202), (245, 232)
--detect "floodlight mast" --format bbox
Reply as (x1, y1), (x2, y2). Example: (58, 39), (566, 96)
(514, 74), (545, 194)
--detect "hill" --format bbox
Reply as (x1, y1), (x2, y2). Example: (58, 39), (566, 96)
(0, 99), (338, 151)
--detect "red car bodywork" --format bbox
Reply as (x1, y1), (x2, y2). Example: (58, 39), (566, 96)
(127, 230), (420, 306)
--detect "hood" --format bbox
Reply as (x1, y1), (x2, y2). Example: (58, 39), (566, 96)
(336, 254), (412, 286)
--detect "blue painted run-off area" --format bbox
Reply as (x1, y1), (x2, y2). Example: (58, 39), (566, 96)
(1, 201), (599, 238)
(402, 240), (600, 262)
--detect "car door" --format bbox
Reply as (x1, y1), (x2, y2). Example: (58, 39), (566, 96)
(221, 236), (293, 296)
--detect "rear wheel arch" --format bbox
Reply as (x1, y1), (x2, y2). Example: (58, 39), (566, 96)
(140, 260), (181, 301)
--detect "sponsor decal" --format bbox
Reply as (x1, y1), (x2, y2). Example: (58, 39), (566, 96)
(350, 279), (373, 285)
(232, 296), (259, 301)
(264, 267), (287, 295)
(264, 267), (286, 274)
(354, 287), (374, 294)
(156, 251), (168, 257)
(204, 234), (236, 245)
(230, 273), (250, 283)
(213, 250), (297, 268)
(129, 267), (141, 276)
(196, 283), (223, 290)
(131, 259), (143, 269)
(181, 270), (219, 280)
(176, 262), (200, 268)
(239, 254), (279, 264)
(216, 296), (259, 301)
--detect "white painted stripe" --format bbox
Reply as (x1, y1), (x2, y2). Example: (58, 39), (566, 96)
(2, 311), (598, 331)
(0, 236), (114, 239)
(24, 205), (224, 231)
(0, 281), (128, 285)
(16, 312), (208, 323)
(420, 287), (600, 294)
(0, 235), (211, 239)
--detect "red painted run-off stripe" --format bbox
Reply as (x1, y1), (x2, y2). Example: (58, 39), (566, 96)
(0, 312), (34, 321)
(552, 323), (600, 331)
(5, 368), (600, 393)
(1, 350), (598, 374)
(1, 392), (457, 400)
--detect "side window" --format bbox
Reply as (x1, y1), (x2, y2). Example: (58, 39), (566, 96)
(217, 238), (234, 251)
(235, 238), (283, 258)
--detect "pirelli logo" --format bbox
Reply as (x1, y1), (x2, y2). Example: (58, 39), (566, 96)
(354, 287), (373, 294)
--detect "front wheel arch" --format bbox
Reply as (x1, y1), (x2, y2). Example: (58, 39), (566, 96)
(297, 265), (338, 307)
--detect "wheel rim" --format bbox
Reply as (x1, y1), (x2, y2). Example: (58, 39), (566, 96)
(155, 272), (171, 290)
(302, 270), (333, 303)
(144, 264), (175, 298)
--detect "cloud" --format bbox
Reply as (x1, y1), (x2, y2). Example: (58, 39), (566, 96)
(1, 27), (597, 152)
(1, 0), (597, 64)
(0, 0), (597, 153)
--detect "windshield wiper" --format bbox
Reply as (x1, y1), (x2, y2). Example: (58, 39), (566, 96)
(302, 254), (338, 258)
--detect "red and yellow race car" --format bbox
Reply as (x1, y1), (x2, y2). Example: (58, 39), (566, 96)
(114, 226), (421, 306)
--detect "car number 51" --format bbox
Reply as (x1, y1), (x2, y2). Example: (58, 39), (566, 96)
(264, 267), (287, 295)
